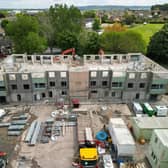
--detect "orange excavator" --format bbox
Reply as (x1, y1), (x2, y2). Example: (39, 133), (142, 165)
(61, 48), (76, 60)
(61, 48), (104, 62)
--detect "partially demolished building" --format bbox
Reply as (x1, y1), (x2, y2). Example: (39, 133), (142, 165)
(0, 53), (168, 103)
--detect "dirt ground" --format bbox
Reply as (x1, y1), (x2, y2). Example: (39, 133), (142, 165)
(11, 104), (77, 168)
(13, 127), (76, 168)
(0, 102), (155, 168)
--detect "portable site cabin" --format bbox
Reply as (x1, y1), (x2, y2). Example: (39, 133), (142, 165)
(146, 129), (168, 168)
(108, 118), (135, 162)
(103, 154), (114, 168)
(0, 109), (6, 118)
(155, 106), (168, 117)
(131, 117), (168, 141)
(133, 102), (143, 117)
(142, 103), (155, 116)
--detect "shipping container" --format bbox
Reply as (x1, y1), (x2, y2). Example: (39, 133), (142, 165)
(133, 102), (143, 117)
(142, 103), (155, 116)
(146, 129), (168, 168)
(155, 106), (168, 117)
(131, 117), (168, 140)
(108, 118), (135, 160)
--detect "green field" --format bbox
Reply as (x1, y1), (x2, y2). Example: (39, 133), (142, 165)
(129, 24), (164, 45)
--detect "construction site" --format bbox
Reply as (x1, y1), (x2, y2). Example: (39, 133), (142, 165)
(1, 94), (168, 168)
(0, 51), (168, 104)
(0, 52), (168, 168)
(0, 102), (151, 168)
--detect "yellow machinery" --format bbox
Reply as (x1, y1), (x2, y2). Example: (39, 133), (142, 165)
(77, 127), (99, 168)
(79, 148), (98, 168)
(76, 115), (99, 168)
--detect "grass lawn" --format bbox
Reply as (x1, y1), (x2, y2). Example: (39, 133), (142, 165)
(129, 24), (164, 45)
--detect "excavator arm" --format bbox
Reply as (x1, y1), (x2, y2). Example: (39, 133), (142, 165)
(61, 48), (75, 56)
(61, 48), (76, 60)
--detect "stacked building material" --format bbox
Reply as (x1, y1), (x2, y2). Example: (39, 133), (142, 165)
(8, 131), (21, 136)
(29, 121), (41, 146)
(11, 120), (28, 125)
(8, 125), (25, 131)
(25, 121), (37, 143)
(0, 123), (11, 127)
(7, 113), (29, 136)
(12, 113), (29, 120)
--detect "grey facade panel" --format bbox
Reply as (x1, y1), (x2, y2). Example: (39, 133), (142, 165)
(1, 54), (168, 103)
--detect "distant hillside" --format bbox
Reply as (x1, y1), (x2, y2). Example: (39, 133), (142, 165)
(78, 5), (151, 11)
(0, 5), (151, 11)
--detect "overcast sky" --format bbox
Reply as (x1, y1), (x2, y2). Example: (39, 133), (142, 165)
(0, 0), (167, 8)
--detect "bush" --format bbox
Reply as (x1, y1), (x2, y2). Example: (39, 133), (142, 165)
(100, 30), (146, 54)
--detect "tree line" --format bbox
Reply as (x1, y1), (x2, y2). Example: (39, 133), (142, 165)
(151, 3), (168, 11)
(2, 4), (167, 64)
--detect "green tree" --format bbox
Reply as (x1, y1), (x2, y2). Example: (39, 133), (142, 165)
(21, 32), (47, 54)
(57, 31), (79, 51)
(77, 30), (100, 56)
(147, 23), (168, 64)
(85, 32), (100, 54)
(151, 3), (168, 11)
(101, 14), (108, 23)
(1, 19), (9, 29)
(120, 31), (146, 53)
(37, 12), (55, 53)
(123, 12), (136, 25)
(100, 31), (146, 53)
(6, 14), (47, 54)
(92, 17), (101, 31)
(0, 10), (8, 18)
(49, 4), (82, 48)
(83, 10), (95, 18)
(78, 30), (101, 55)
(100, 32), (122, 53)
